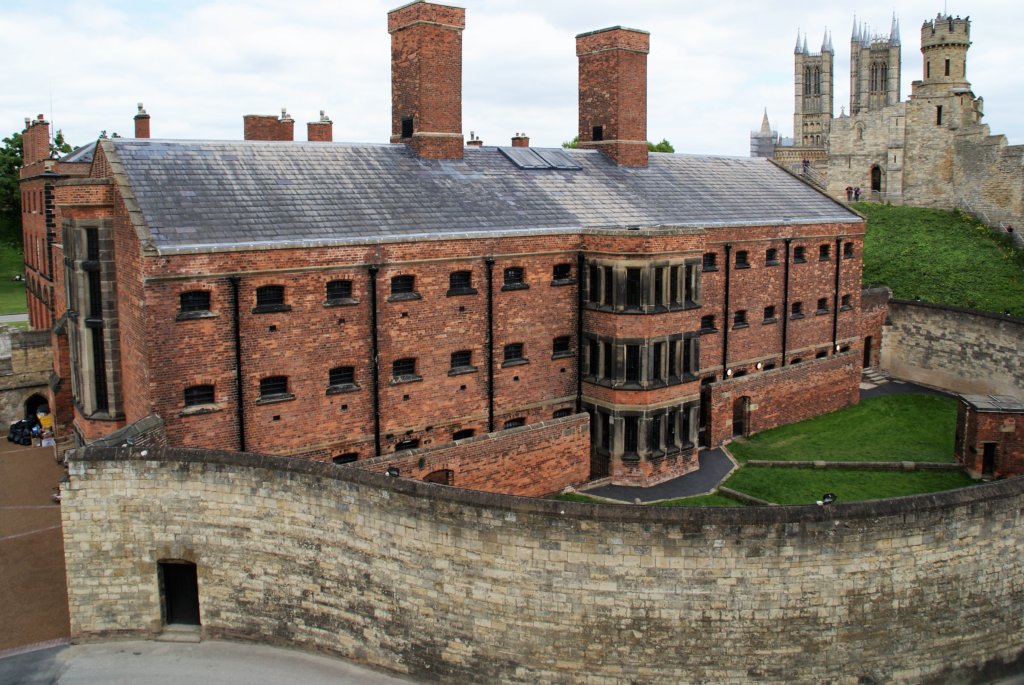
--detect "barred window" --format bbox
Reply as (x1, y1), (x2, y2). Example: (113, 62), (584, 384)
(393, 358), (417, 378)
(184, 384), (215, 406)
(503, 418), (525, 430)
(504, 343), (524, 362)
(819, 244), (831, 261)
(255, 285), (285, 307)
(503, 267), (525, 286)
(793, 246), (806, 263)
(449, 270), (473, 292)
(391, 275), (415, 295)
(326, 279), (352, 302)
(451, 350), (472, 370)
(702, 253), (717, 271)
(259, 376), (288, 398)
(329, 366), (355, 386)
(553, 336), (572, 356)
(552, 263), (572, 282)
(180, 291), (211, 312)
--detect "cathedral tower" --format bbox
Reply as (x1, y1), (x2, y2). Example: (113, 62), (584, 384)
(849, 15), (902, 115)
(793, 30), (833, 148)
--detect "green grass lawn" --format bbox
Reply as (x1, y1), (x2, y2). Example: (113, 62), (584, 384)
(856, 203), (1024, 316)
(727, 394), (957, 463)
(722, 467), (976, 506)
(0, 215), (26, 315)
(653, 493), (745, 507)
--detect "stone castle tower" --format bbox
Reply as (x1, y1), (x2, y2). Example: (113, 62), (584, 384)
(849, 16), (902, 114)
(792, 30), (833, 148)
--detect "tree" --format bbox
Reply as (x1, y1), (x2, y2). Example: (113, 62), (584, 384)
(563, 136), (675, 153)
(0, 131), (23, 217)
(51, 130), (72, 156)
(648, 139), (675, 153)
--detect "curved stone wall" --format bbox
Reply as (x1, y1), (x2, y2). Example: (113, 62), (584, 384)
(882, 300), (1024, 397)
(63, 447), (1024, 684)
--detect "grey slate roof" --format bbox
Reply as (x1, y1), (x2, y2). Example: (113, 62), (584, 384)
(107, 139), (861, 253)
(62, 141), (97, 164)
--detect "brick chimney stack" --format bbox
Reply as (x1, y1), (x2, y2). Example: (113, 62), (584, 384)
(511, 133), (530, 148)
(307, 110), (333, 142)
(134, 103), (151, 139)
(576, 26), (650, 167)
(243, 109), (295, 141)
(466, 131), (483, 147)
(22, 114), (51, 165)
(388, 1), (465, 160)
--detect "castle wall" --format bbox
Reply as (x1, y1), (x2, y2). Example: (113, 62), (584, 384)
(63, 446), (1024, 684)
(881, 300), (1024, 397)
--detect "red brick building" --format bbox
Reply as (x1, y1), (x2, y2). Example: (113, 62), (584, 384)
(956, 395), (1024, 479)
(24, 2), (871, 487)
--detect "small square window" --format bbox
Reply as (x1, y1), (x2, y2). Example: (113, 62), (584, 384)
(733, 310), (748, 328)
(841, 294), (852, 310)
(735, 250), (749, 268)
(819, 244), (831, 261)
(329, 366), (355, 387)
(765, 248), (779, 265)
(401, 116), (414, 138)
(552, 263), (572, 282)
(254, 285), (287, 312)
(393, 358), (417, 378)
(395, 438), (420, 451)
(447, 270), (475, 296)
(452, 428), (475, 441)
(700, 314), (716, 332)
(791, 302), (804, 318)
(503, 343), (525, 364)
(552, 336), (572, 357)
(843, 242), (854, 259)
(451, 350), (472, 370)
(184, 384), (215, 406)
(503, 417), (525, 430)
(793, 246), (806, 263)
(391, 275), (415, 295)
(332, 453), (358, 465)
(816, 297), (829, 314)
(763, 305), (776, 322)
(503, 267), (525, 286)
(180, 291), (211, 313)
(553, 408), (573, 419)
(702, 253), (717, 271)
(259, 376), (289, 398)
(326, 279), (353, 302)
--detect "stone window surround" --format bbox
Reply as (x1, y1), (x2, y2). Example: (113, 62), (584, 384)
(582, 332), (699, 390)
(584, 257), (702, 314)
(585, 400), (700, 463)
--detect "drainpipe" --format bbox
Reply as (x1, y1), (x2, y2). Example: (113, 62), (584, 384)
(368, 265), (382, 457)
(722, 244), (731, 375)
(576, 252), (585, 413)
(781, 239), (792, 366)
(485, 257), (495, 432)
(832, 237), (842, 354)
(228, 276), (245, 452)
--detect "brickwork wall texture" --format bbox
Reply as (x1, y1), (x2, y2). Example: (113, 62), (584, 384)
(62, 447), (1024, 684)
(956, 402), (1023, 478)
(881, 300), (1024, 397)
(357, 414), (589, 497)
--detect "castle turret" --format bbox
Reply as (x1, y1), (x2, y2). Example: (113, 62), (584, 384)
(919, 14), (970, 93)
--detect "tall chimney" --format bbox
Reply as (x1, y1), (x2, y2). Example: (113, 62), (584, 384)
(511, 132), (530, 148)
(243, 110), (294, 141)
(134, 103), (151, 139)
(388, 1), (465, 160)
(22, 114), (51, 166)
(576, 26), (650, 167)
(307, 110), (333, 142)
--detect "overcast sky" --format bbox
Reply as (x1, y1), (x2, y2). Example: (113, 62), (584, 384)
(3, 1), (1022, 157)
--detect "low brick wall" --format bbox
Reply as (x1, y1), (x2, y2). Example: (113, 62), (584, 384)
(707, 352), (861, 446)
(882, 300), (1024, 397)
(63, 447), (1024, 684)
(356, 414), (590, 497)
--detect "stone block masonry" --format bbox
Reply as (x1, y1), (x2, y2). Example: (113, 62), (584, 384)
(63, 446), (1024, 684)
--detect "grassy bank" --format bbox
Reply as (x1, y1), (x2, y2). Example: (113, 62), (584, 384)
(727, 394), (958, 463)
(856, 203), (1024, 316)
(0, 214), (25, 315)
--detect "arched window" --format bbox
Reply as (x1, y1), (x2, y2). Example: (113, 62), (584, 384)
(812, 67), (821, 95)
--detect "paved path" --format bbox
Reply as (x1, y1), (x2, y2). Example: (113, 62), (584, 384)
(586, 448), (735, 503)
(0, 641), (414, 685)
(0, 313), (28, 324)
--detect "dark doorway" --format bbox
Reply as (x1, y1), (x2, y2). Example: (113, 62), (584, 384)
(732, 396), (751, 438)
(870, 165), (882, 192)
(699, 378), (714, 448)
(24, 394), (49, 419)
(982, 443), (997, 479)
(160, 561), (200, 626)
(423, 469), (453, 485)
(863, 336), (873, 368)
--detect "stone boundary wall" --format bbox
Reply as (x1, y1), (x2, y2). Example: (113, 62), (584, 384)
(63, 446), (1024, 684)
(882, 300), (1024, 397)
(859, 286), (891, 368)
(357, 414), (590, 497)
(0, 326), (53, 427)
(85, 414), (167, 450)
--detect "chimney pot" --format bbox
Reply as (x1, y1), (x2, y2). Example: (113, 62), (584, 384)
(576, 26), (650, 167)
(388, 1), (466, 159)
(134, 102), (151, 139)
(511, 132), (530, 147)
(466, 130), (483, 147)
(307, 110), (334, 142)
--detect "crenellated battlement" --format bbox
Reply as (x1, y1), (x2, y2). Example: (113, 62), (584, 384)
(921, 13), (970, 50)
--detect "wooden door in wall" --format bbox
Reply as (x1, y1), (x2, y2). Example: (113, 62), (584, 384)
(732, 396), (751, 438)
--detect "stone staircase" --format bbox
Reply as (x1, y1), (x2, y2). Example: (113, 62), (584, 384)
(860, 367), (889, 388)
